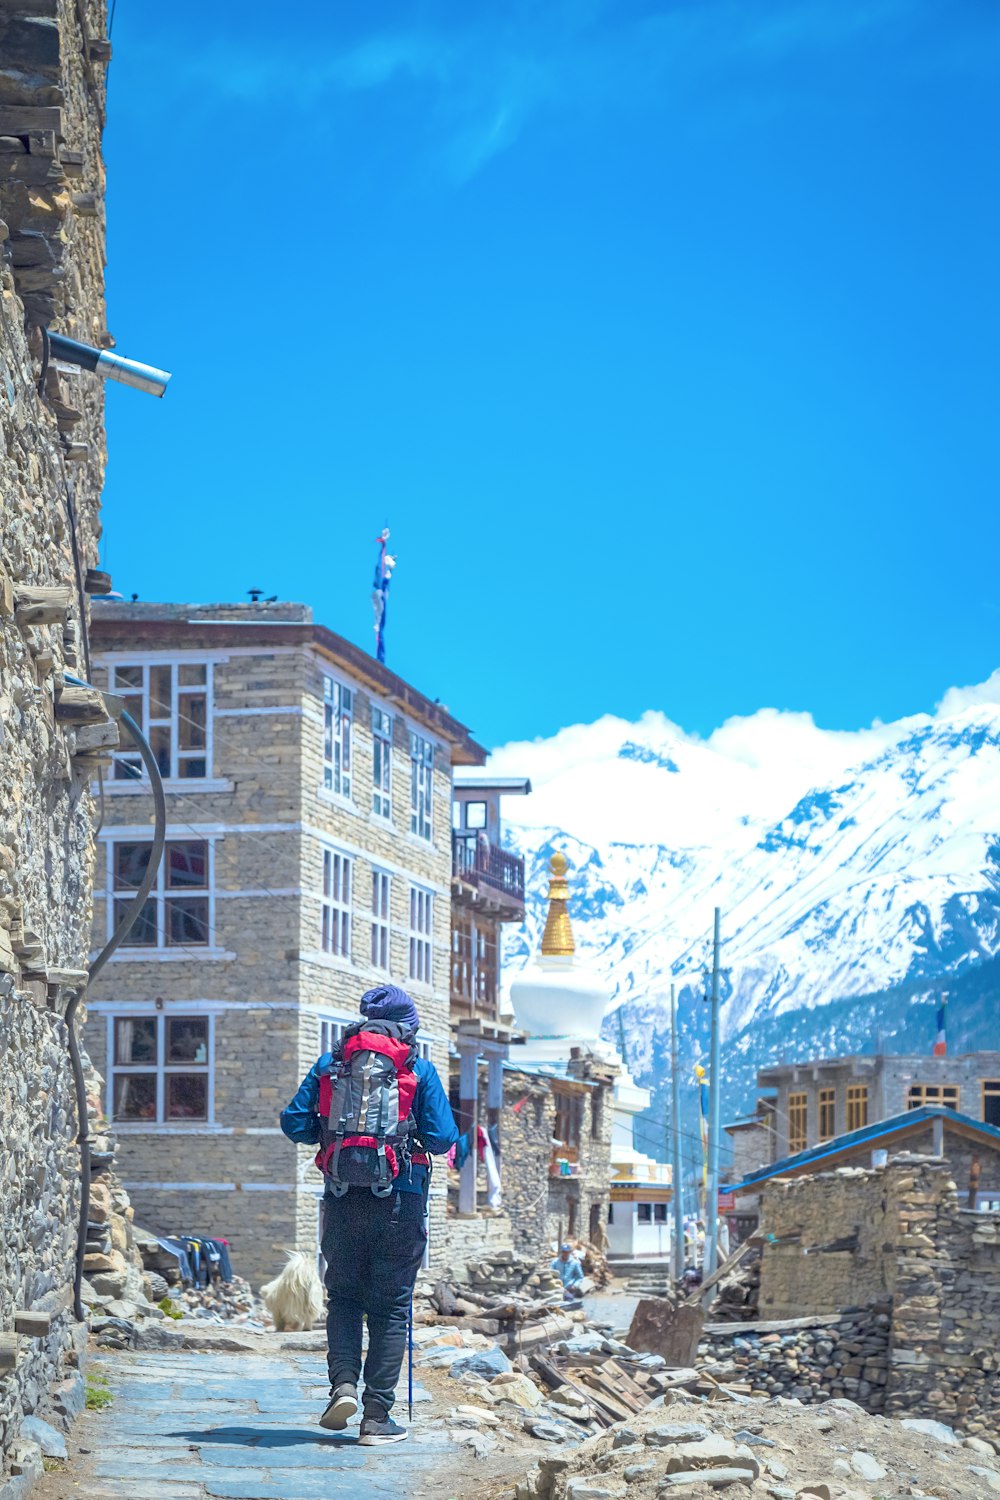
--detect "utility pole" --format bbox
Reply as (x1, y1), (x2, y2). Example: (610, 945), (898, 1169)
(704, 908), (722, 1294)
(670, 982), (684, 1279)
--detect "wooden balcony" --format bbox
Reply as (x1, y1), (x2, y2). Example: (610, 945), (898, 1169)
(451, 833), (525, 919)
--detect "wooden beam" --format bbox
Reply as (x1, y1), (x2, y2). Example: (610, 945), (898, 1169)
(14, 585), (72, 625)
(0, 1333), (18, 1371)
(14, 1311), (51, 1337)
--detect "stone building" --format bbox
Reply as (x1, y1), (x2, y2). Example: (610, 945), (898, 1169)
(751, 1049), (1000, 1162)
(85, 599), (486, 1285)
(0, 0), (149, 1487)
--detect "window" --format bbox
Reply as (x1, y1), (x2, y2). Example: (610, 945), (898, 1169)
(109, 661), (211, 781)
(321, 850), (351, 958)
(908, 1084), (959, 1111)
(410, 732), (433, 840)
(465, 801), (487, 831)
(319, 1018), (345, 1056)
(112, 838), (210, 949)
(371, 707), (392, 818)
(818, 1088), (836, 1141)
(553, 1089), (584, 1147)
(408, 886), (433, 984)
(110, 1013), (211, 1123)
(654, 1203), (668, 1224)
(984, 1081), (1000, 1128)
(323, 678), (352, 797)
(847, 1083), (869, 1132)
(371, 870), (390, 969)
(788, 1092), (808, 1153)
(637, 1203), (652, 1224)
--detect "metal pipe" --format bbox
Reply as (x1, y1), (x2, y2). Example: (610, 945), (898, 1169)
(704, 908), (722, 1297)
(64, 687), (166, 1321)
(47, 331), (171, 398)
(670, 982), (684, 1280)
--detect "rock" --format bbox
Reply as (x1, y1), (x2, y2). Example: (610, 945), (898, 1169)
(104, 1298), (139, 1320)
(964, 1437), (996, 1456)
(900, 1417), (958, 1445)
(968, 1468), (1000, 1494)
(488, 1372), (543, 1410)
(455, 1404), (500, 1426)
(795, 1487), (832, 1500)
(658, 1471), (755, 1490)
(452, 1429), (496, 1458)
(515, 1470), (543, 1500)
(623, 1461), (656, 1483)
(645, 1423), (711, 1448)
(449, 1345), (513, 1380)
(764, 1459), (789, 1480)
(18, 1416), (66, 1459)
(614, 1426), (641, 1448)
(850, 1450), (887, 1481)
(550, 1400), (592, 1423)
(565, 1483), (626, 1500)
(734, 1429), (775, 1447)
(831, 1459), (851, 1477)
(528, 1420), (570, 1442)
(661, 1437), (759, 1477)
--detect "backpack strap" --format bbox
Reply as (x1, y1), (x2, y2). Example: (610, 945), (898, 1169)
(326, 1058), (355, 1199)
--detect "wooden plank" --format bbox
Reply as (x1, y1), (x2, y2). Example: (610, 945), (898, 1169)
(14, 1311), (51, 1337)
(14, 585), (71, 625)
(683, 1234), (758, 1306)
(0, 1333), (18, 1371)
(0, 107), (63, 137)
(53, 685), (108, 724)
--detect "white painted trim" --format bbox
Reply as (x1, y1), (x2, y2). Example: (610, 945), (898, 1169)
(112, 1124), (284, 1136)
(316, 786), (362, 817)
(89, 999), (299, 1012)
(302, 823), (450, 895)
(98, 821), (299, 838)
(214, 706), (304, 718)
(214, 888), (302, 900)
(103, 778), (234, 796)
(95, 645), (301, 661)
(122, 1181), (297, 1192)
(102, 949), (236, 964)
(106, 1012), (215, 1126)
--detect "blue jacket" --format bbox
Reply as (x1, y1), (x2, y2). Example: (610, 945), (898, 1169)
(280, 1053), (459, 1196)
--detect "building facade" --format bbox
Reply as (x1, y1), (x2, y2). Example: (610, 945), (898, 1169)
(86, 600), (485, 1285)
(756, 1051), (1000, 1163)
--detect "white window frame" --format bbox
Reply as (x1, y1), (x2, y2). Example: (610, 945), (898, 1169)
(371, 868), (391, 971)
(408, 884), (433, 986)
(108, 659), (214, 783)
(372, 706), (393, 819)
(107, 835), (215, 951)
(319, 1016), (348, 1056)
(106, 1012), (215, 1126)
(323, 676), (353, 799)
(409, 731), (434, 841)
(321, 847), (352, 958)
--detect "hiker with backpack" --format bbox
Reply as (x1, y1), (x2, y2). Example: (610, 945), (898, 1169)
(279, 984), (458, 1446)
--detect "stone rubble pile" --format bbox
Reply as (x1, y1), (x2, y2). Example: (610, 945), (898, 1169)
(697, 1305), (892, 1412)
(172, 1274), (270, 1329)
(507, 1386), (1000, 1500)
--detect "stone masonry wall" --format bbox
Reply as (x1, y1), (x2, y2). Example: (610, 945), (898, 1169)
(699, 1304), (892, 1411)
(885, 1156), (1000, 1439)
(500, 1069), (557, 1263)
(0, 0), (121, 1487)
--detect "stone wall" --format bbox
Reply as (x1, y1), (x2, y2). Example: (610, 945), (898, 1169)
(885, 1157), (1000, 1439)
(699, 1304), (892, 1411)
(0, 0), (122, 1488)
(500, 1069), (556, 1263)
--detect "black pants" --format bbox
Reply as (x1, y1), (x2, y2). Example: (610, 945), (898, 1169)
(321, 1188), (426, 1416)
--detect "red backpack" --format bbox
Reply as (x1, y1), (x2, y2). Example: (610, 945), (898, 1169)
(315, 1021), (420, 1197)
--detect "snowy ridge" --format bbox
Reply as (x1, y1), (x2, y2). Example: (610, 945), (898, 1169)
(491, 680), (1000, 1113)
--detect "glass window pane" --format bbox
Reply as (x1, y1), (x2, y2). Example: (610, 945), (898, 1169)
(113, 1073), (156, 1121)
(114, 756), (142, 782)
(178, 663), (207, 686)
(114, 842), (152, 889)
(178, 694), (207, 750)
(150, 724), (171, 777)
(466, 801), (487, 830)
(168, 897), (209, 945)
(115, 1017), (157, 1064)
(150, 664), (173, 717)
(121, 692), (143, 725)
(114, 665), (144, 689)
(167, 1017), (209, 1063)
(166, 1074), (208, 1120)
(178, 757), (207, 779)
(166, 842), (207, 888)
(116, 897), (157, 946)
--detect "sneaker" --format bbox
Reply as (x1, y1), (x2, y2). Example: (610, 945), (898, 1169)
(358, 1411), (407, 1445)
(320, 1383), (358, 1431)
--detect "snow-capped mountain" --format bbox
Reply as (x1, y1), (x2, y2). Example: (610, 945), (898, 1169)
(489, 674), (1000, 1148)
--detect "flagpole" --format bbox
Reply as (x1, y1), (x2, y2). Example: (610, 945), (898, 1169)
(670, 982), (684, 1280)
(704, 907), (722, 1295)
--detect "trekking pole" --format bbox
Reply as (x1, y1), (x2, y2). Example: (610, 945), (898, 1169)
(408, 1294), (414, 1423)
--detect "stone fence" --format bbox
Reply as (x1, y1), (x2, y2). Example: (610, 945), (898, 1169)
(699, 1304), (892, 1411)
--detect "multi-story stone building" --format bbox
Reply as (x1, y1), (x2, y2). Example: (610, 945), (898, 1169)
(85, 599), (486, 1284)
(740, 1050), (1000, 1165)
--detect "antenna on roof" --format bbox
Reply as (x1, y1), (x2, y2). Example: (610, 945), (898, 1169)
(248, 588), (263, 604)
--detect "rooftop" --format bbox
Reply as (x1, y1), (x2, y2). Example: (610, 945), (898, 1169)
(90, 599), (486, 766)
(759, 1050), (1000, 1080)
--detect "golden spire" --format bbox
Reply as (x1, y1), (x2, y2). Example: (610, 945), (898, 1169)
(540, 851), (576, 957)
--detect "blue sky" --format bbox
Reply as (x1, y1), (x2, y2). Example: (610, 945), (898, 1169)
(101, 0), (1000, 749)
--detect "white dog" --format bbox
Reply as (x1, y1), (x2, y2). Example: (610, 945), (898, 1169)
(260, 1252), (325, 1332)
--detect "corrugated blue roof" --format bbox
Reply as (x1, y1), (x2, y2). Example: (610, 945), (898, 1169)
(725, 1106), (1000, 1194)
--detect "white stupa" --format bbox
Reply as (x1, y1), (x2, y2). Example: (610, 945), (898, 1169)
(508, 854), (672, 1256)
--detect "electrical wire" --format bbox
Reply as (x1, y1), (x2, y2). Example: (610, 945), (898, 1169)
(64, 680), (166, 1321)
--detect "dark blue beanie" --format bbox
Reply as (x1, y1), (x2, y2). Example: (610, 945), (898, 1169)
(360, 984), (420, 1033)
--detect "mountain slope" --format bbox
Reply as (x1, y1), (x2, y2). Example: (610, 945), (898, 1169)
(492, 690), (1000, 1143)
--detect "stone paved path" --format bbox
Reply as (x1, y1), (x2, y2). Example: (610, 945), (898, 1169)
(69, 1347), (477, 1500)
